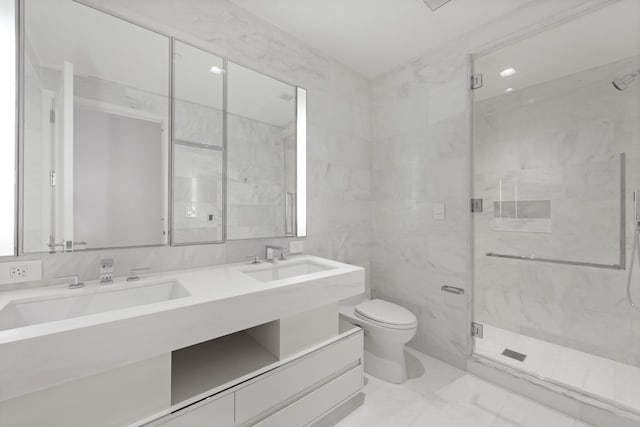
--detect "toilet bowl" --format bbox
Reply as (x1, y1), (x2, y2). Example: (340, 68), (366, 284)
(340, 298), (417, 384)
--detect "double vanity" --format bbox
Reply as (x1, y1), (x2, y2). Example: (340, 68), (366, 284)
(0, 256), (365, 426)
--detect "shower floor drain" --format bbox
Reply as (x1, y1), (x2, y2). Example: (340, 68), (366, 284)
(502, 348), (527, 362)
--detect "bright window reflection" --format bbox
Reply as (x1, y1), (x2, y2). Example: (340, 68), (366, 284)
(0, 0), (16, 256)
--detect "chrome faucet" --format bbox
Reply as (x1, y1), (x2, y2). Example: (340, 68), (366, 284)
(127, 267), (150, 282)
(56, 274), (85, 289)
(265, 245), (287, 262)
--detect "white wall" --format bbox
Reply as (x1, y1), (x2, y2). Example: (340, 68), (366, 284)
(370, 47), (471, 368)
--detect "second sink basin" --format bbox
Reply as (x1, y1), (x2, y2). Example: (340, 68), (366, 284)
(0, 280), (189, 332)
(242, 260), (336, 282)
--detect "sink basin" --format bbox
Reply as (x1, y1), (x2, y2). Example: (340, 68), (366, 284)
(242, 260), (336, 282)
(0, 280), (189, 331)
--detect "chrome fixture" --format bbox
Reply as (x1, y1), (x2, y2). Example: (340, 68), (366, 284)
(265, 245), (286, 262)
(99, 258), (114, 285)
(612, 69), (640, 91)
(127, 267), (150, 282)
(56, 274), (85, 289)
(627, 190), (640, 311)
(441, 285), (464, 295)
(423, 0), (453, 11)
(246, 255), (261, 264)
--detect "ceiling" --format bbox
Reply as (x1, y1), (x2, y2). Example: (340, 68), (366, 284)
(229, 0), (535, 78)
(474, 0), (640, 100)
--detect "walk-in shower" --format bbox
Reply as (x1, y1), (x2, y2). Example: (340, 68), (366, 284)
(470, 0), (640, 418)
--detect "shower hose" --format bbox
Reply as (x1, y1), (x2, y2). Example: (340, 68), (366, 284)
(628, 224), (640, 311)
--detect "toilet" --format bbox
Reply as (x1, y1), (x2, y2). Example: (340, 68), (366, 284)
(340, 298), (417, 384)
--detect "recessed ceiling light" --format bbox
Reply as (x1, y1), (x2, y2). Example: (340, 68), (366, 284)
(505, 87), (513, 92)
(499, 68), (516, 77)
(209, 66), (223, 74)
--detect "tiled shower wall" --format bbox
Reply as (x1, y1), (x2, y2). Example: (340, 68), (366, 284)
(474, 57), (640, 366)
(15, 0), (371, 289)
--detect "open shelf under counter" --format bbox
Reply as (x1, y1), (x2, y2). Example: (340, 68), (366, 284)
(172, 331), (279, 405)
(167, 317), (362, 414)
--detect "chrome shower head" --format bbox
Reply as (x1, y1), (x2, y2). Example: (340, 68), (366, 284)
(423, 0), (453, 12)
(612, 69), (640, 91)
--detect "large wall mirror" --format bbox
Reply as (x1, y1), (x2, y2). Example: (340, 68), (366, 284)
(172, 41), (225, 245)
(22, 0), (170, 253)
(18, 0), (306, 254)
(226, 62), (298, 240)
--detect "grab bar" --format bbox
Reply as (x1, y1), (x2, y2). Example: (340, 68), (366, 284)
(441, 285), (465, 295)
(485, 252), (624, 270)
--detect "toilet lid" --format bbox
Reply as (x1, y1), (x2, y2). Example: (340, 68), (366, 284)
(354, 299), (417, 327)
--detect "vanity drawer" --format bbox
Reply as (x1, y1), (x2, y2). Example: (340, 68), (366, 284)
(235, 332), (363, 424)
(158, 393), (234, 427)
(254, 365), (362, 427)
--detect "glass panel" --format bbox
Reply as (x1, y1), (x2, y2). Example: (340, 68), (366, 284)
(173, 41), (223, 147)
(172, 145), (223, 244)
(226, 62), (296, 240)
(171, 41), (225, 245)
(472, 0), (640, 414)
(22, 0), (170, 252)
(0, 0), (15, 256)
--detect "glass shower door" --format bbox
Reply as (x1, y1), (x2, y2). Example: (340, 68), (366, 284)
(471, 0), (640, 415)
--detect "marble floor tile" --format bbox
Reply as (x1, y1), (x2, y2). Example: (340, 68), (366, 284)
(336, 348), (592, 427)
(475, 324), (640, 413)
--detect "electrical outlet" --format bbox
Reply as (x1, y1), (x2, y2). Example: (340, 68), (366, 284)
(0, 260), (42, 285)
(289, 240), (304, 254)
(433, 202), (446, 220)
(10, 265), (28, 279)
(100, 258), (114, 283)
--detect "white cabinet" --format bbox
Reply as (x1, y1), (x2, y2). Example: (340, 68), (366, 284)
(158, 393), (234, 427)
(235, 333), (362, 424)
(144, 320), (363, 427)
(254, 365), (362, 427)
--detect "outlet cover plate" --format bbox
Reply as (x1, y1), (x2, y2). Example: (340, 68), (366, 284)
(0, 260), (42, 285)
(433, 203), (446, 220)
(289, 240), (304, 254)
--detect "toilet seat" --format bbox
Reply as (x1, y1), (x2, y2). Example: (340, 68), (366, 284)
(354, 299), (417, 330)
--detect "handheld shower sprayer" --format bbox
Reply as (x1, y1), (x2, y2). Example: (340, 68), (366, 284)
(612, 69), (640, 91)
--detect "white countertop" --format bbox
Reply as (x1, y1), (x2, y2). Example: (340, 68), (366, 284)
(0, 255), (364, 402)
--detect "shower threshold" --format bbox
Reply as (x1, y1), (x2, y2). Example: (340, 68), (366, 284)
(472, 324), (640, 417)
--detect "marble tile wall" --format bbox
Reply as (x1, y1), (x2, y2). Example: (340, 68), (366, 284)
(226, 114), (287, 239)
(369, 47), (471, 369)
(11, 0), (371, 292)
(366, 0), (633, 371)
(474, 57), (640, 366)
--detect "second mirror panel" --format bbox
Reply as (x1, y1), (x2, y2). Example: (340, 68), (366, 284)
(226, 62), (296, 240)
(171, 41), (225, 244)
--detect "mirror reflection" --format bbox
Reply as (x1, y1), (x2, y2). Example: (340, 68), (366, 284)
(226, 62), (297, 240)
(22, 0), (170, 252)
(172, 41), (224, 244)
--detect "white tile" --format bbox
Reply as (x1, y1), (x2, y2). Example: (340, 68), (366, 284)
(336, 348), (589, 427)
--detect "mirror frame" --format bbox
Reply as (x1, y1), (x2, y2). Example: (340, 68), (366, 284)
(15, 0), (307, 254)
